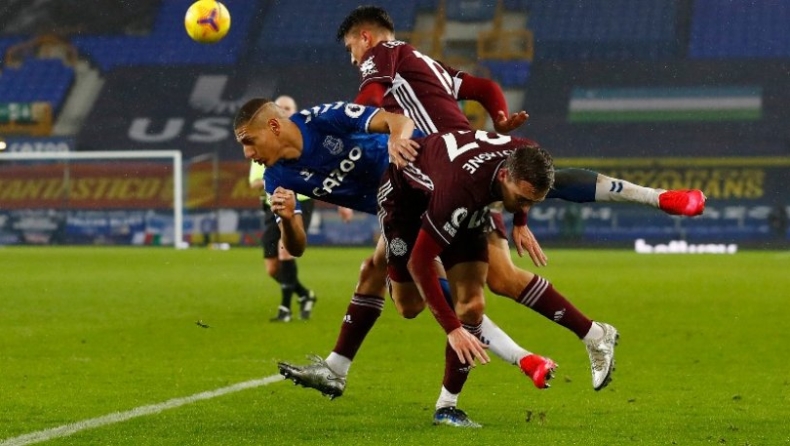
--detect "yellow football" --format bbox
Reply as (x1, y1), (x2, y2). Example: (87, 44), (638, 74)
(184, 0), (231, 44)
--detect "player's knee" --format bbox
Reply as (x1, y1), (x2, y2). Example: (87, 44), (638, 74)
(455, 297), (485, 324)
(392, 291), (425, 319)
(398, 301), (425, 319)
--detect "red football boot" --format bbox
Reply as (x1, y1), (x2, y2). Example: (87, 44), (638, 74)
(659, 189), (706, 216)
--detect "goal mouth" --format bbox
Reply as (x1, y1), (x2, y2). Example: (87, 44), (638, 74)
(0, 150), (186, 249)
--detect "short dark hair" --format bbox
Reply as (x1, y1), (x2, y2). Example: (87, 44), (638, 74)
(336, 5), (395, 42)
(506, 145), (555, 194)
(234, 98), (271, 129)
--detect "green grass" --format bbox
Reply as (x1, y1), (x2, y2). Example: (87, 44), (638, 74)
(1, 247), (789, 445)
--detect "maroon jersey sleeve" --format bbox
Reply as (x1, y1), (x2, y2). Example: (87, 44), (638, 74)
(359, 41), (471, 134)
(358, 41), (401, 90)
(436, 60), (464, 99)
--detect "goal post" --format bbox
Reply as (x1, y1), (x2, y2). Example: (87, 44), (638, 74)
(0, 150), (187, 249)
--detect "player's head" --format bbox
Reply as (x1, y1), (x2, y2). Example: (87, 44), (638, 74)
(274, 95), (298, 117)
(235, 98), (294, 167)
(498, 145), (555, 213)
(336, 5), (395, 66)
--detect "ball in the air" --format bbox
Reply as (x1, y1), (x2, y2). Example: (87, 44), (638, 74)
(184, 0), (231, 44)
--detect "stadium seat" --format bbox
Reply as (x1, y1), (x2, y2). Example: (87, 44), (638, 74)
(527, 0), (677, 61)
(689, 0), (790, 59)
(255, 0), (419, 64)
(0, 58), (74, 112)
(71, 0), (260, 70)
(445, 0), (496, 22)
(479, 59), (531, 87)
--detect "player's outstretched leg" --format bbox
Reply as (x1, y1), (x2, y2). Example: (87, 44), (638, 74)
(512, 274), (618, 390)
(476, 316), (558, 389)
(548, 168), (706, 217)
(487, 232), (618, 390)
(277, 245), (388, 397)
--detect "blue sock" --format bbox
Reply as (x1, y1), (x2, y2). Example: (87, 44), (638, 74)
(547, 168), (598, 203)
(439, 278), (454, 311)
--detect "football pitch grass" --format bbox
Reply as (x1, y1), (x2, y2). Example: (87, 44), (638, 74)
(1, 246), (789, 445)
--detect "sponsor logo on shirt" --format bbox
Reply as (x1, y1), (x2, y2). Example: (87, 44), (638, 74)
(312, 146), (363, 197)
(443, 207), (489, 237)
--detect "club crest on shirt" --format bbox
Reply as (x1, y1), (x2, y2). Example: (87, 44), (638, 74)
(389, 238), (408, 256)
(359, 56), (378, 78)
(323, 135), (344, 155)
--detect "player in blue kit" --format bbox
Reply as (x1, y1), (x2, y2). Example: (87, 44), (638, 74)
(248, 101), (395, 217)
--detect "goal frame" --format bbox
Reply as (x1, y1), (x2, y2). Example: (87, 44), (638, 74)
(0, 150), (185, 249)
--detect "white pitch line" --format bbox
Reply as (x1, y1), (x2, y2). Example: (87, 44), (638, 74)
(0, 374), (285, 446)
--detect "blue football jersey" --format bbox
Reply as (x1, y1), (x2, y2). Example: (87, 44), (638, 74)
(264, 102), (394, 215)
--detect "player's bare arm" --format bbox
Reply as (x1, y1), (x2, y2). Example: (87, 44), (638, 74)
(367, 109), (420, 168)
(271, 187), (307, 256)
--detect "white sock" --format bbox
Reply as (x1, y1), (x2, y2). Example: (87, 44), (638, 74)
(480, 315), (531, 365)
(595, 174), (662, 208)
(582, 321), (605, 342)
(325, 352), (351, 377)
(435, 386), (459, 410)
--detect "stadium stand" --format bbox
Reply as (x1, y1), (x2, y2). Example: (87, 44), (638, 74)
(526, 0), (678, 61)
(0, 59), (74, 110)
(255, 0), (419, 63)
(445, 0), (497, 22)
(71, 0), (259, 71)
(689, 0), (790, 59)
(478, 59), (530, 87)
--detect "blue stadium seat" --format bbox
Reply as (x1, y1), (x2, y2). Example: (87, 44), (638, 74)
(255, 1), (418, 64)
(417, 0), (439, 11)
(527, 0), (677, 61)
(0, 58), (74, 112)
(71, 0), (259, 70)
(445, 0), (496, 22)
(502, 0), (533, 11)
(479, 59), (531, 87)
(689, 0), (790, 59)
(0, 36), (26, 65)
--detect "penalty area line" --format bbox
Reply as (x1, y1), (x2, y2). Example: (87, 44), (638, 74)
(0, 374), (285, 446)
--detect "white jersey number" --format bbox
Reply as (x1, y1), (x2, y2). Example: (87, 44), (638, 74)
(441, 131), (511, 162)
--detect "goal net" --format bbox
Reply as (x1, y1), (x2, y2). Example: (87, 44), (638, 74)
(0, 150), (186, 248)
